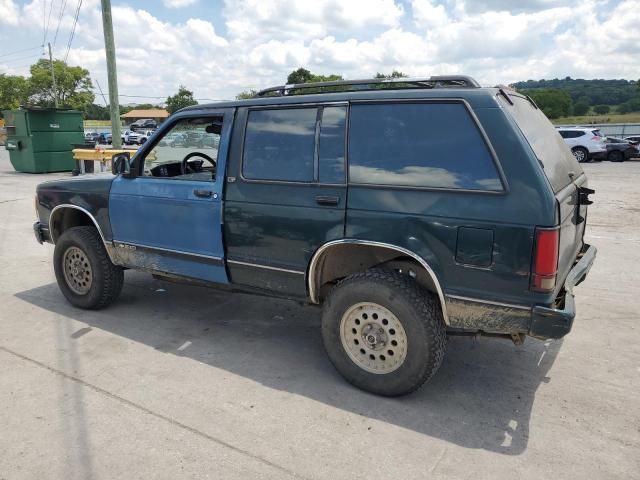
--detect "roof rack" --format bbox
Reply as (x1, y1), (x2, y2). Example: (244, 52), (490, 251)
(255, 75), (481, 97)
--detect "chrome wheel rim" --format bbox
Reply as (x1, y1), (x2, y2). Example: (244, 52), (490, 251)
(340, 302), (408, 374)
(62, 246), (93, 295)
(573, 149), (585, 162)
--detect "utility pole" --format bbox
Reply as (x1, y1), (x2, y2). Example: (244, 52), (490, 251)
(100, 0), (122, 148)
(48, 43), (58, 108)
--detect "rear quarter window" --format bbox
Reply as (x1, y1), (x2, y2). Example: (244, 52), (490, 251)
(499, 94), (582, 193)
(348, 102), (503, 191)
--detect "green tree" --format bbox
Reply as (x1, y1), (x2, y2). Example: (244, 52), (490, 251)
(286, 67), (343, 85)
(287, 68), (314, 84)
(593, 104), (610, 114)
(618, 98), (640, 114)
(374, 70), (408, 79)
(284, 68), (343, 95)
(83, 103), (110, 120)
(28, 59), (94, 109)
(0, 74), (29, 116)
(373, 70), (409, 89)
(573, 101), (589, 116)
(520, 88), (572, 119)
(166, 85), (198, 114)
(236, 90), (257, 100)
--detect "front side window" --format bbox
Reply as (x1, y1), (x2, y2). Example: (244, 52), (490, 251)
(141, 116), (222, 181)
(243, 108), (317, 182)
(348, 102), (502, 190)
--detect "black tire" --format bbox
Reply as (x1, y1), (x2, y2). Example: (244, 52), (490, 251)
(572, 147), (589, 163)
(321, 268), (446, 396)
(608, 150), (624, 162)
(53, 226), (124, 309)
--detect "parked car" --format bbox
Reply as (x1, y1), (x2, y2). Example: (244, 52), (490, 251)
(136, 130), (154, 145)
(158, 132), (182, 146)
(84, 132), (100, 144)
(557, 127), (607, 162)
(94, 132), (110, 144)
(105, 133), (125, 145)
(33, 77), (597, 396)
(124, 130), (140, 145)
(129, 119), (157, 131)
(604, 137), (640, 162)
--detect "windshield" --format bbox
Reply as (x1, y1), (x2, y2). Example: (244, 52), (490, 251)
(499, 93), (583, 193)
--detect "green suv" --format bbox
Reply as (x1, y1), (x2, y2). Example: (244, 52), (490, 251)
(33, 76), (596, 396)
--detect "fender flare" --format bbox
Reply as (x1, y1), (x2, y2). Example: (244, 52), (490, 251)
(307, 239), (449, 325)
(49, 204), (116, 262)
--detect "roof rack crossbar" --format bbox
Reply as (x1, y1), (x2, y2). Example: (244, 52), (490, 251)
(255, 75), (481, 97)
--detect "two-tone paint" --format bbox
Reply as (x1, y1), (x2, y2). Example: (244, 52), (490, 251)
(34, 86), (595, 340)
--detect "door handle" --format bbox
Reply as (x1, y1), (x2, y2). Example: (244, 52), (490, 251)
(193, 189), (213, 198)
(315, 195), (339, 206)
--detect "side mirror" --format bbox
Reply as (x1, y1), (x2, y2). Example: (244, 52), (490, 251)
(112, 152), (132, 176)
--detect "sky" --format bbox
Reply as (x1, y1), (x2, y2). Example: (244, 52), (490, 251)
(0, 0), (638, 105)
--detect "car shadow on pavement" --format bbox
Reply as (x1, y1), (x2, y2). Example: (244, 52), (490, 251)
(16, 271), (562, 456)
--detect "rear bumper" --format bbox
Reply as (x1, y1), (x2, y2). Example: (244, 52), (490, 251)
(529, 244), (597, 339)
(589, 151), (607, 160)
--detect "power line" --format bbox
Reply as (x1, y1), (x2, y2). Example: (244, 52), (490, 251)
(42, 0), (46, 45)
(90, 89), (228, 102)
(0, 45), (43, 59)
(64, 0), (82, 62)
(0, 53), (44, 65)
(52, 0), (68, 52)
(44, 0), (56, 45)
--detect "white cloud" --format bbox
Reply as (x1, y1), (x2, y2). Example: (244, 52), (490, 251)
(3, 0), (639, 103)
(0, 0), (19, 25)
(224, 0), (404, 43)
(163, 0), (198, 8)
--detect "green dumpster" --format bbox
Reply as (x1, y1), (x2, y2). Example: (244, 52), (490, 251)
(3, 108), (84, 173)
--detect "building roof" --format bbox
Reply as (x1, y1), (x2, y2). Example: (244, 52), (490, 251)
(121, 109), (169, 119)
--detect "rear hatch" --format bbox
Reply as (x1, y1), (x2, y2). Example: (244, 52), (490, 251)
(498, 91), (589, 291)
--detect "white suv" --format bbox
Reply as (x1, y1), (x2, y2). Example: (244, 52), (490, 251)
(557, 127), (607, 162)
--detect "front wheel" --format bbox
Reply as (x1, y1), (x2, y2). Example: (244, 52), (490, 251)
(572, 147), (589, 163)
(53, 226), (124, 309)
(321, 268), (446, 396)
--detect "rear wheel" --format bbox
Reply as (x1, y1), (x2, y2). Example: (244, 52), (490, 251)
(321, 268), (446, 396)
(608, 150), (624, 162)
(54, 226), (124, 309)
(572, 147), (589, 163)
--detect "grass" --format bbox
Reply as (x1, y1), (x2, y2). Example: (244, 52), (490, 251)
(552, 112), (640, 125)
(83, 120), (112, 127)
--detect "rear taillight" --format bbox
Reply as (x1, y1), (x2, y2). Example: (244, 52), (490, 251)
(531, 227), (559, 292)
(591, 136), (603, 142)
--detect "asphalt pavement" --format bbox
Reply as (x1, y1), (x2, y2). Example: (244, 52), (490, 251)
(0, 149), (638, 479)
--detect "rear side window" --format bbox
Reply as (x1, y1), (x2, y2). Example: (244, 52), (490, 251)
(499, 94), (582, 193)
(348, 102), (502, 190)
(243, 108), (317, 182)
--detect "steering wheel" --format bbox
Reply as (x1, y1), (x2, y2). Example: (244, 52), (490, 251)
(181, 152), (216, 175)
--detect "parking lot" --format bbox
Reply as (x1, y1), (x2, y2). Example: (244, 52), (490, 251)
(0, 148), (638, 479)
